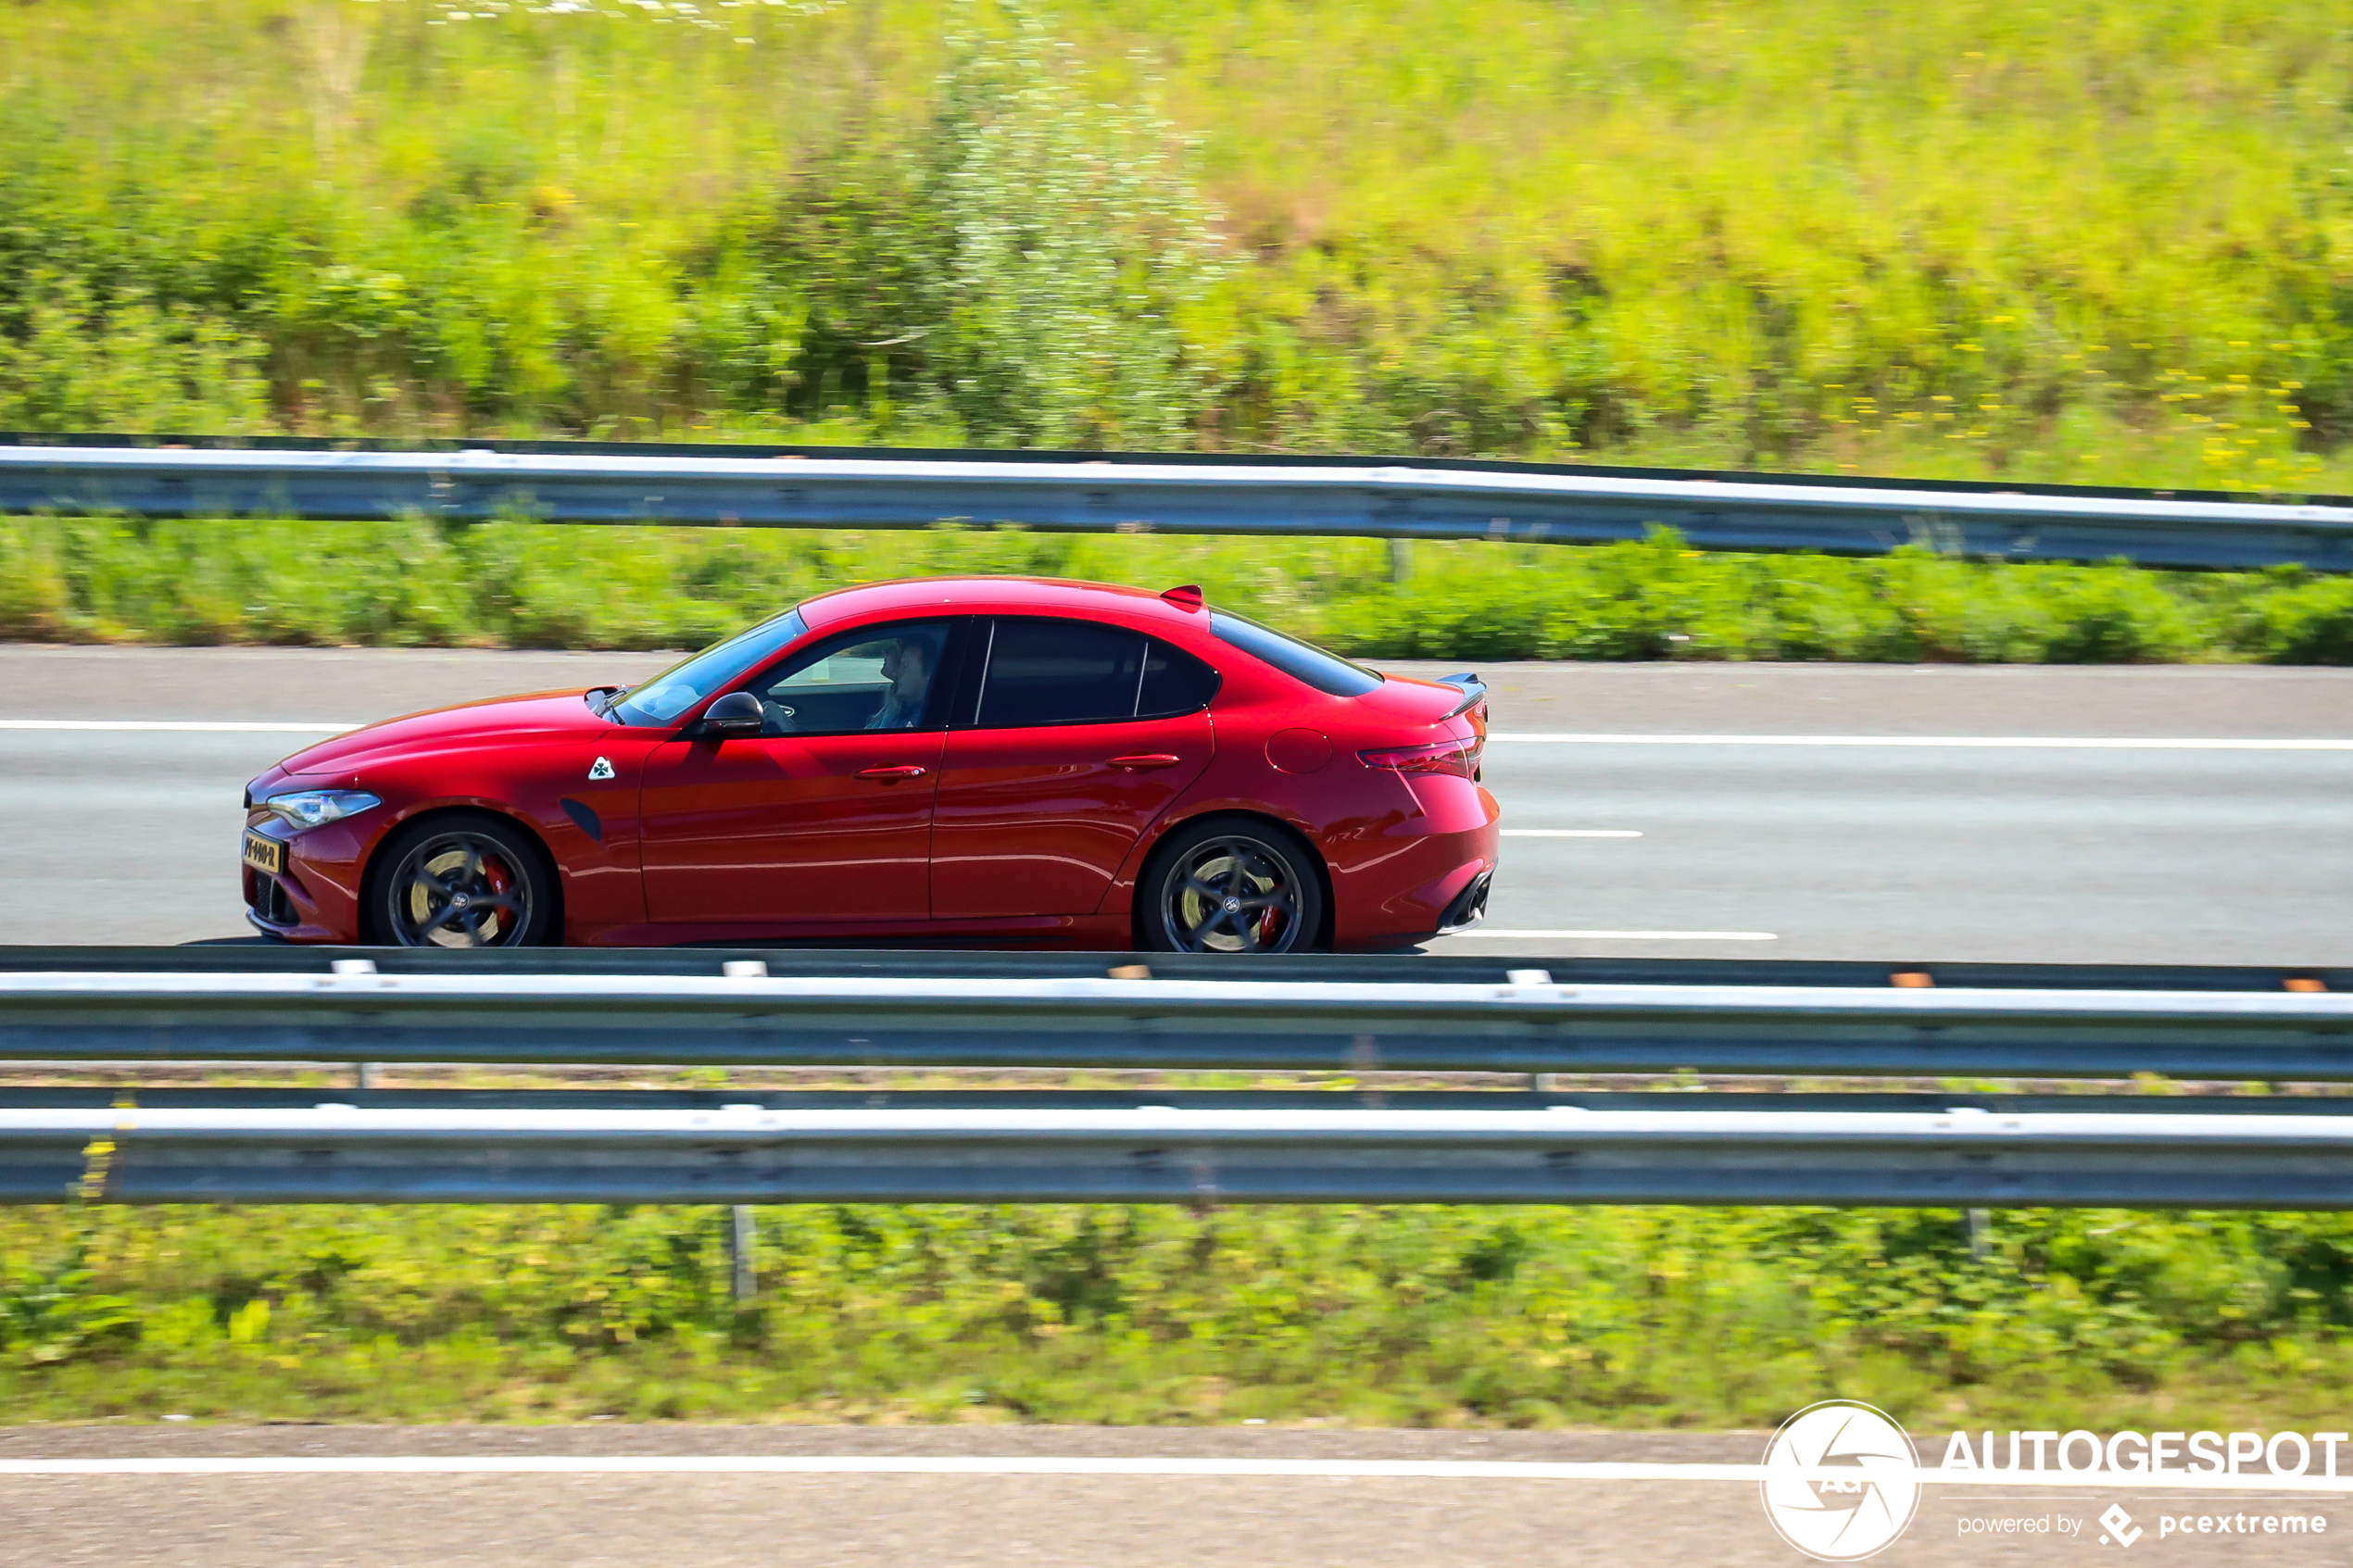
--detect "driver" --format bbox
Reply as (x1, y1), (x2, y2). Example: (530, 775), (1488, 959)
(864, 634), (937, 729)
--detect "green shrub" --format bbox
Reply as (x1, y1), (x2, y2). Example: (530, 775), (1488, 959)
(0, 278), (268, 436)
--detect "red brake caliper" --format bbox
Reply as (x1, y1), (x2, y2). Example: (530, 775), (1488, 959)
(484, 856), (513, 935)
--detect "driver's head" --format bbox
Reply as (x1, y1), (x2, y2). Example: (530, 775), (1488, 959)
(880, 635), (936, 696)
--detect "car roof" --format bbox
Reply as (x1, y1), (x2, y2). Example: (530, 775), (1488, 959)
(799, 575), (1206, 632)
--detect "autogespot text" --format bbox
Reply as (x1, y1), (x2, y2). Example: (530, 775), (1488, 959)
(1940, 1428), (2353, 1475)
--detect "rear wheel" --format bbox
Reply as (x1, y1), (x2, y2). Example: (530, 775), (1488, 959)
(1140, 818), (1324, 954)
(368, 813), (556, 948)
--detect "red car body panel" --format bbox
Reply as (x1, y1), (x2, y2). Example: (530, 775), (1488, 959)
(640, 731), (944, 926)
(933, 712), (1214, 919)
(243, 577), (1499, 950)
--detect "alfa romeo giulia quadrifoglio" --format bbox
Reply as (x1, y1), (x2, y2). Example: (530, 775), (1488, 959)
(239, 577), (1499, 953)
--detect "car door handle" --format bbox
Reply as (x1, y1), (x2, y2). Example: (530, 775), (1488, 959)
(856, 765), (929, 781)
(1109, 754), (1183, 770)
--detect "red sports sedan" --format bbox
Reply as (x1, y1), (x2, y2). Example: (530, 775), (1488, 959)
(239, 577), (1499, 952)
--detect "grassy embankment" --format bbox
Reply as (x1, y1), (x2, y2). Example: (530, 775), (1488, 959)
(3, 0), (2352, 659)
(6, 1200), (2353, 1429)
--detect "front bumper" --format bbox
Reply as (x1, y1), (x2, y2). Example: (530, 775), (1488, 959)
(241, 817), (369, 942)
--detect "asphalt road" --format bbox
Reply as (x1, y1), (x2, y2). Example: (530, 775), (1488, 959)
(0, 1425), (2338, 1567)
(2, 645), (2349, 961)
(4, 654), (2351, 1568)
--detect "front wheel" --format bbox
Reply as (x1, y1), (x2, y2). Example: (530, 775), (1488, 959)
(1139, 819), (1324, 954)
(368, 813), (557, 947)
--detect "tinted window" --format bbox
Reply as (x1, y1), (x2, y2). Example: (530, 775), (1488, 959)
(750, 620), (955, 735)
(613, 608), (808, 725)
(1208, 611), (1383, 697)
(1139, 639), (1221, 718)
(976, 619), (1147, 728)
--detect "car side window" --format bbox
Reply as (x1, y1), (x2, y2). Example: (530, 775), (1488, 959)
(748, 619), (957, 735)
(1138, 640), (1221, 719)
(975, 619), (1145, 728)
(969, 619), (1221, 728)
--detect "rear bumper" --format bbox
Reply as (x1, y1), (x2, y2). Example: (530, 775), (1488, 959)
(1327, 783), (1500, 950)
(1438, 868), (1493, 934)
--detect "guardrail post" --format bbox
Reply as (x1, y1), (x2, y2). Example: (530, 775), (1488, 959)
(727, 1205), (756, 1303)
(330, 959), (380, 1090)
(1967, 1208), (1992, 1259)
(1508, 972), (1555, 1091)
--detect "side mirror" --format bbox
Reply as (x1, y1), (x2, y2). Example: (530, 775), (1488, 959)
(698, 691), (765, 738)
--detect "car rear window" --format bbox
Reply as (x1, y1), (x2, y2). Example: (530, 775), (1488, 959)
(1208, 611), (1383, 697)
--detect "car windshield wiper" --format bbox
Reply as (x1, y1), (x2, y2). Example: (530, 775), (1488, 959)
(584, 686), (626, 720)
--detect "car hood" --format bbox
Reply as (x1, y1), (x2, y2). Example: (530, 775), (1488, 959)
(278, 690), (613, 777)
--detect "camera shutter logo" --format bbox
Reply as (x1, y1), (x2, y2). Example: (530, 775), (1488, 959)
(1759, 1400), (1922, 1561)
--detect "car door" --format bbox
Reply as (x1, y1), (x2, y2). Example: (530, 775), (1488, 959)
(639, 618), (962, 926)
(931, 617), (1219, 920)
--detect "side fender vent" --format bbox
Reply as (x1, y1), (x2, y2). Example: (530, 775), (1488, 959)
(559, 798), (604, 844)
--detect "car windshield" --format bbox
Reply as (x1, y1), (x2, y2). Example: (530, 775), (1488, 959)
(610, 608), (809, 726)
(1207, 610), (1384, 697)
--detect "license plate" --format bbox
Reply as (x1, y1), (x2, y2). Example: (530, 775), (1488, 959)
(242, 831), (284, 876)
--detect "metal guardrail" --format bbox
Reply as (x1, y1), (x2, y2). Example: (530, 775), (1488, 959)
(10, 956), (2348, 1207)
(5, 970), (2349, 1081)
(9, 1088), (2344, 1114)
(8, 945), (2347, 993)
(21, 1104), (2353, 1206)
(5, 442), (2350, 570)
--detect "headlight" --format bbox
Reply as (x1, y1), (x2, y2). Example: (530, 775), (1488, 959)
(262, 789), (383, 830)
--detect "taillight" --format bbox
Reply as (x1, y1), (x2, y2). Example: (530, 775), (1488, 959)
(1359, 735), (1482, 779)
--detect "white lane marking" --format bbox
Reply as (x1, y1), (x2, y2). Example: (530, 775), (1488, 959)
(1490, 733), (2353, 750)
(0, 1456), (2346, 1490)
(1471, 929), (1777, 942)
(1501, 829), (1642, 838)
(0, 720), (359, 734)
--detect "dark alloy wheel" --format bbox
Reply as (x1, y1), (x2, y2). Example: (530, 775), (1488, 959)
(1143, 820), (1323, 954)
(371, 815), (555, 948)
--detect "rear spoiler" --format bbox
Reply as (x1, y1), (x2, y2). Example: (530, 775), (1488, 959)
(1436, 672), (1487, 721)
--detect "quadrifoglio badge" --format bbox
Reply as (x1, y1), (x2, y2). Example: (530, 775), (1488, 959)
(1756, 1403), (2345, 1560)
